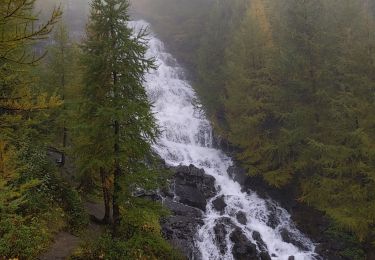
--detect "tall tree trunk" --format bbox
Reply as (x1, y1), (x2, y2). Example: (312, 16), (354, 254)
(61, 126), (67, 166)
(112, 119), (121, 237)
(112, 67), (121, 237)
(60, 39), (66, 167)
(100, 167), (111, 224)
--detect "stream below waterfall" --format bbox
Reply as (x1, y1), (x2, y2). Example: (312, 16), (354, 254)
(131, 20), (319, 260)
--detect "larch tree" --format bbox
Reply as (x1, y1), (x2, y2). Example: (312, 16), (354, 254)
(76, 0), (158, 234)
(0, 0), (61, 188)
(40, 24), (76, 167)
(223, 0), (279, 183)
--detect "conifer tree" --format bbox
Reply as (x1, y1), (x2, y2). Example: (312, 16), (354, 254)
(76, 0), (157, 234)
(0, 0), (61, 174)
(223, 0), (280, 182)
(39, 24), (77, 166)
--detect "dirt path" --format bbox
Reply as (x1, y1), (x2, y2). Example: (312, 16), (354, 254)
(39, 232), (80, 260)
(38, 202), (105, 260)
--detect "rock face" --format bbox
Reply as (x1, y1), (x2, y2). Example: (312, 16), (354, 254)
(173, 164), (217, 211)
(161, 164), (217, 258)
(214, 222), (228, 254)
(213, 217), (235, 255)
(230, 228), (258, 260)
(212, 195), (227, 212)
(280, 228), (310, 251)
(236, 211), (247, 225)
(227, 165), (248, 185)
(161, 198), (203, 259)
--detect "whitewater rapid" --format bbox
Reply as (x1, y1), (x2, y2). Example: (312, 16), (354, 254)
(132, 20), (318, 260)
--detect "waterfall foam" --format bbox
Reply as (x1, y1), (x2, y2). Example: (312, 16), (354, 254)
(131, 20), (318, 260)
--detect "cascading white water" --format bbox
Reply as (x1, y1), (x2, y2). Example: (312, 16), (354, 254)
(131, 20), (318, 260)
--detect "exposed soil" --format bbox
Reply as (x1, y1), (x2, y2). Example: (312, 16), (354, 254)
(39, 232), (81, 260)
(38, 201), (105, 260)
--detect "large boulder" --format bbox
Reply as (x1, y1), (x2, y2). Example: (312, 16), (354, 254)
(174, 185), (207, 210)
(252, 231), (271, 260)
(214, 222), (228, 255)
(173, 164), (217, 211)
(227, 165), (248, 185)
(132, 187), (161, 201)
(213, 217), (235, 255)
(252, 231), (267, 252)
(212, 195), (227, 212)
(280, 228), (310, 251)
(236, 211), (247, 225)
(160, 164), (218, 258)
(230, 228), (258, 260)
(161, 198), (203, 259)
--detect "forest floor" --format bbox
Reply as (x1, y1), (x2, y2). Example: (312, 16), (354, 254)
(39, 201), (105, 260)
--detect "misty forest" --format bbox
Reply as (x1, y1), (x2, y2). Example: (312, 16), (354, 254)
(0, 0), (374, 259)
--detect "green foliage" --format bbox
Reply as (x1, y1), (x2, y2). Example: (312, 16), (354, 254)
(0, 2), (89, 258)
(72, 199), (182, 260)
(0, 209), (64, 258)
(0, 138), (87, 258)
(133, 0), (375, 253)
(325, 226), (366, 259)
(74, 0), (160, 231)
(0, 0), (179, 259)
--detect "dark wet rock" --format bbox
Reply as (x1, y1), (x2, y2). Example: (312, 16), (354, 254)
(214, 223), (228, 254)
(252, 231), (262, 242)
(163, 197), (202, 218)
(266, 202), (281, 229)
(160, 183), (175, 198)
(213, 217), (236, 254)
(175, 185), (207, 210)
(252, 231), (268, 253)
(213, 195), (227, 212)
(288, 256), (295, 260)
(280, 228), (310, 251)
(174, 164), (216, 198)
(173, 164), (217, 211)
(132, 188), (161, 201)
(161, 198), (203, 259)
(230, 228), (258, 260)
(259, 251), (272, 260)
(236, 211), (247, 225)
(227, 165), (248, 185)
(160, 164), (218, 258)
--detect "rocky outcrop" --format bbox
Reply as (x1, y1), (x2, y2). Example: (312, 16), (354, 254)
(161, 164), (217, 258)
(132, 187), (162, 201)
(280, 228), (310, 251)
(227, 165), (248, 186)
(236, 211), (247, 225)
(212, 195), (227, 212)
(174, 184), (207, 210)
(252, 231), (268, 254)
(173, 164), (217, 211)
(214, 220), (228, 254)
(230, 228), (258, 260)
(161, 198), (203, 259)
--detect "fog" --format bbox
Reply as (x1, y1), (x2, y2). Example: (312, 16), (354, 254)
(35, 0), (90, 38)
(34, 0), (155, 38)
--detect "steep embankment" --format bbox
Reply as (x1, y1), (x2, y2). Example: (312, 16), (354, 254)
(132, 1), (375, 258)
(139, 19), (318, 259)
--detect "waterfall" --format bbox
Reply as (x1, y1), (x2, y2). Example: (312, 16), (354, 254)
(131, 20), (318, 260)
